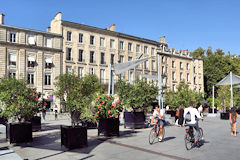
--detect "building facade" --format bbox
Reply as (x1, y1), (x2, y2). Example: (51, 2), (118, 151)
(0, 14), (62, 110)
(50, 12), (204, 94)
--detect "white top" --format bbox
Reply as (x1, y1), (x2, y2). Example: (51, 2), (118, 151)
(184, 107), (201, 124)
(198, 105), (203, 113)
(153, 109), (165, 120)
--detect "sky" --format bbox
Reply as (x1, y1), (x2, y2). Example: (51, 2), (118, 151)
(1, 0), (240, 55)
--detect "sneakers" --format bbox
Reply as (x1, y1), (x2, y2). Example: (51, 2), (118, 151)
(158, 136), (162, 142)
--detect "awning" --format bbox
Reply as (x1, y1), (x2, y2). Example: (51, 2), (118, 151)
(45, 57), (52, 63)
(234, 85), (240, 88)
(28, 55), (35, 62)
(216, 73), (240, 86)
(10, 54), (16, 61)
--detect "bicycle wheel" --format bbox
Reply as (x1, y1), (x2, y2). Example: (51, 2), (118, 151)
(199, 128), (203, 140)
(149, 128), (157, 144)
(185, 133), (194, 150)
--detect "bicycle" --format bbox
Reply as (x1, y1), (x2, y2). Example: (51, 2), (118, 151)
(149, 122), (165, 144)
(184, 124), (203, 150)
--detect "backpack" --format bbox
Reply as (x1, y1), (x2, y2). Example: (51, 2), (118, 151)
(185, 111), (191, 122)
(232, 113), (237, 123)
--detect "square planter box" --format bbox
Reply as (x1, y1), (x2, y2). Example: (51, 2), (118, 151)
(220, 113), (229, 120)
(124, 112), (145, 129)
(166, 110), (176, 117)
(30, 116), (41, 131)
(0, 117), (7, 125)
(98, 118), (119, 136)
(6, 122), (32, 144)
(61, 125), (88, 149)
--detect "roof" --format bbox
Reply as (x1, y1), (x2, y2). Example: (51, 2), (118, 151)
(61, 20), (159, 46)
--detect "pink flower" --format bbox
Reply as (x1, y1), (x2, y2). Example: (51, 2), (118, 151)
(34, 98), (38, 101)
(117, 100), (120, 103)
(115, 115), (118, 118)
(103, 116), (105, 119)
(99, 103), (102, 106)
(97, 111), (99, 113)
(98, 106), (100, 109)
(112, 104), (116, 107)
(109, 115), (112, 118)
(97, 115), (99, 117)
(108, 110), (110, 113)
(102, 101), (105, 105)
(95, 98), (97, 101)
(98, 96), (100, 99)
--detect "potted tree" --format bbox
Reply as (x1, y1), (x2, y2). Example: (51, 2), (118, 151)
(55, 73), (102, 149)
(117, 79), (158, 129)
(0, 77), (41, 143)
(92, 94), (122, 136)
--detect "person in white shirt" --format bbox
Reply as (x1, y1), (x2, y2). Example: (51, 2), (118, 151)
(184, 101), (202, 145)
(151, 105), (165, 141)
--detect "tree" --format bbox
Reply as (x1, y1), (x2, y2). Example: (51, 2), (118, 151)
(190, 47), (205, 58)
(54, 73), (103, 126)
(117, 79), (158, 112)
(0, 77), (41, 122)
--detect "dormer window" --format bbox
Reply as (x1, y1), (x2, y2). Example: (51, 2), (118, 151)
(27, 55), (35, 67)
(45, 37), (52, 48)
(10, 32), (16, 43)
(45, 57), (53, 69)
(28, 35), (36, 45)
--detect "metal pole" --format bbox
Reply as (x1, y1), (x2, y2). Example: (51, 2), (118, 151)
(108, 64), (112, 95)
(212, 85), (214, 114)
(112, 71), (114, 95)
(230, 71), (233, 108)
(157, 54), (162, 109)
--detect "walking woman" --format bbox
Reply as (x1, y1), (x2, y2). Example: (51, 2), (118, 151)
(178, 105), (184, 127)
(229, 107), (238, 136)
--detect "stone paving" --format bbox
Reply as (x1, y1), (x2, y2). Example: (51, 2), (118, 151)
(0, 113), (240, 160)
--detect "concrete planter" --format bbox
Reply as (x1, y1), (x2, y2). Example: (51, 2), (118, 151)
(98, 118), (119, 136)
(220, 113), (229, 120)
(124, 112), (145, 129)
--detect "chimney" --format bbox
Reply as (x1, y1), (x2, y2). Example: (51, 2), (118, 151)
(54, 12), (62, 21)
(0, 13), (5, 24)
(107, 24), (116, 31)
(159, 36), (165, 43)
(47, 26), (51, 32)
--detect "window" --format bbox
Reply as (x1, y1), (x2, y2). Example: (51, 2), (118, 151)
(128, 56), (132, 61)
(100, 69), (105, 84)
(172, 72), (175, 81)
(89, 68), (94, 75)
(194, 77), (196, 84)
(187, 63), (189, 70)
(128, 43), (132, 51)
(129, 71), (133, 83)
(27, 73), (34, 84)
(120, 55), (124, 63)
(9, 71), (16, 78)
(162, 66), (165, 74)
(45, 57), (53, 69)
(187, 73), (190, 82)
(144, 46), (148, 54)
(90, 35), (94, 45)
(110, 54), (114, 65)
(27, 55), (35, 67)
(152, 61), (155, 70)
(45, 74), (51, 85)
(10, 32), (16, 42)
(66, 48), (72, 61)
(90, 51), (94, 63)
(172, 61), (175, 68)
(78, 67), (84, 78)
(144, 60), (148, 69)
(67, 31), (72, 41)
(136, 44), (140, 53)
(120, 41), (124, 50)
(151, 48), (154, 55)
(79, 33), (83, 43)
(45, 37), (52, 47)
(100, 37), (105, 47)
(9, 53), (16, 66)
(172, 84), (175, 92)
(162, 56), (165, 63)
(100, 53), (105, 64)
(110, 39), (115, 49)
(194, 66), (196, 73)
(66, 66), (72, 73)
(180, 72), (183, 81)
(28, 35), (36, 45)
(78, 50), (84, 62)
(180, 62), (183, 69)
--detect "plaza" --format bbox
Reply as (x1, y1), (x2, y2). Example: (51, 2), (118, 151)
(0, 113), (239, 160)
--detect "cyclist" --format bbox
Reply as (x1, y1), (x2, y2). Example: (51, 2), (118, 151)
(151, 105), (165, 141)
(184, 101), (202, 146)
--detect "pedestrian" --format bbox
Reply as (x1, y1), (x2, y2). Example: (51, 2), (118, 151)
(198, 104), (203, 120)
(175, 108), (179, 126)
(55, 110), (58, 120)
(229, 107), (238, 136)
(42, 107), (46, 121)
(178, 105), (184, 127)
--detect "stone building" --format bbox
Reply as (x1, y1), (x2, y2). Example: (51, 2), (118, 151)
(0, 14), (62, 111)
(50, 12), (204, 94)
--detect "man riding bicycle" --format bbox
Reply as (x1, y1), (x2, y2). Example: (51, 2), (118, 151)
(184, 101), (202, 146)
(151, 105), (165, 141)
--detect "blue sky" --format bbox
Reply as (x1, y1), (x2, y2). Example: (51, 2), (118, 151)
(1, 0), (240, 55)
